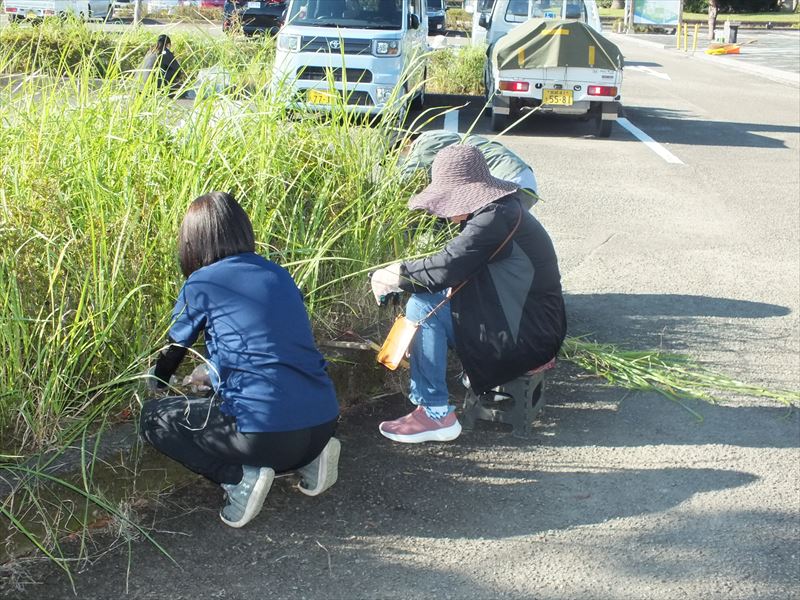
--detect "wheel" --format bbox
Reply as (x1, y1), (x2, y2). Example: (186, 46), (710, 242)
(508, 97), (523, 125)
(490, 107), (507, 132)
(410, 84), (425, 109)
(597, 117), (612, 138)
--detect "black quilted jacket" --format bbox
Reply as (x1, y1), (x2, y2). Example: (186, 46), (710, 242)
(399, 194), (566, 393)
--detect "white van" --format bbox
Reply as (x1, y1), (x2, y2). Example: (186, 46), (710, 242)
(273, 0), (428, 115)
(4, 0), (113, 20)
(463, 0), (494, 46)
(466, 0), (601, 45)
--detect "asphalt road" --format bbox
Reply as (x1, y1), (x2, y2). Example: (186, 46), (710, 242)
(2, 29), (799, 600)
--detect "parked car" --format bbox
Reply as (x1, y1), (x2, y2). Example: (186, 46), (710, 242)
(4, 0), (113, 20)
(482, 3), (623, 136)
(427, 0), (445, 33)
(223, 0), (285, 35)
(272, 0), (428, 116)
(147, 0), (186, 13)
(200, 0), (224, 7)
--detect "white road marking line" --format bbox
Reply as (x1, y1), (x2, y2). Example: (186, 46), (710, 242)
(617, 117), (685, 165)
(627, 65), (672, 80)
(443, 109), (459, 132)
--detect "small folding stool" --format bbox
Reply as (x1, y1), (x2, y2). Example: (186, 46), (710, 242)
(461, 358), (555, 438)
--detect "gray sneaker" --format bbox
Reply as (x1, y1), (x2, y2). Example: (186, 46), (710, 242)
(220, 465), (274, 528)
(297, 437), (341, 497)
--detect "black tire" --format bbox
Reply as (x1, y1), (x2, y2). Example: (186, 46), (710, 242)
(490, 108), (506, 132)
(597, 118), (612, 138)
(409, 67), (426, 110)
(410, 86), (425, 109)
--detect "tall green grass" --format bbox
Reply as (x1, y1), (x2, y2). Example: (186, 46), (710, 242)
(0, 25), (442, 576)
(0, 28), (436, 452)
(0, 18), (274, 78)
(428, 44), (486, 96)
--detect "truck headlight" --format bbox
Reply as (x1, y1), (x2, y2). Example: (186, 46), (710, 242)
(278, 34), (300, 52)
(373, 40), (400, 57)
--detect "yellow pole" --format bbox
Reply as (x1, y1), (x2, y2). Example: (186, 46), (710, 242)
(683, 23), (688, 52)
(676, 23), (682, 49)
(692, 23), (699, 52)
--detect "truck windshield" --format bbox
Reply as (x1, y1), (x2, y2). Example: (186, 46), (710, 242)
(428, 0), (443, 9)
(506, 0), (587, 23)
(287, 0), (404, 29)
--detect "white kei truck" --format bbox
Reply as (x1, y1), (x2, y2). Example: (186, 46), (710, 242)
(482, 0), (624, 136)
(4, 0), (113, 21)
(465, 0), (602, 46)
(272, 0), (429, 116)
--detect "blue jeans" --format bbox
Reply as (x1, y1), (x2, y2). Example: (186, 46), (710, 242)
(406, 292), (454, 408)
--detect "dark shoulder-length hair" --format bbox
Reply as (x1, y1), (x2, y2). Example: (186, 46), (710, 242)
(152, 34), (171, 54)
(178, 192), (255, 278)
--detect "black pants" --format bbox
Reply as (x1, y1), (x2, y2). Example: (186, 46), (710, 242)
(140, 396), (337, 485)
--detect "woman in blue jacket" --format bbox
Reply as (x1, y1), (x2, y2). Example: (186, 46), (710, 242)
(140, 192), (340, 528)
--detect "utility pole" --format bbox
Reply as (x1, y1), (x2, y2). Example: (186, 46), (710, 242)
(133, 0), (144, 25)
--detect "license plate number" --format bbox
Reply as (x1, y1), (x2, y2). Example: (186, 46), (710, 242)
(542, 89), (573, 106)
(308, 89), (334, 104)
(247, 1), (259, 7)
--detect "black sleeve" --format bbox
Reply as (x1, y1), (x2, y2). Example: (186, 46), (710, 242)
(398, 204), (511, 293)
(162, 51), (183, 86)
(153, 337), (188, 389)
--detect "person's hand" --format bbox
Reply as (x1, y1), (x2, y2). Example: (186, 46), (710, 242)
(370, 263), (403, 306)
(182, 364), (212, 394)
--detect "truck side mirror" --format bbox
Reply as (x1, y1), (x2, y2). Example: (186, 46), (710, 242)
(409, 13), (420, 29)
(479, 14), (489, 28)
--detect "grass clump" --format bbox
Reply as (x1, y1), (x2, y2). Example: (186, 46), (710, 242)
(427, 44), (486, 96)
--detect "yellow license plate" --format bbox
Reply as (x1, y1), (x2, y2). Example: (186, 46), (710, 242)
(542, 89), (573, 106)
(308, 89), (335, 104)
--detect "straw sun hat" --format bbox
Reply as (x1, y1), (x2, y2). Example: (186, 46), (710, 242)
(408, 144), (519, 218)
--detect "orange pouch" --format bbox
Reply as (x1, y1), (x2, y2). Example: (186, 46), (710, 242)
(377, 315), (418, 370)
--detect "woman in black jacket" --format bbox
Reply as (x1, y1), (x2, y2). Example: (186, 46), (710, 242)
(138, 35), (184, 97)
(370, 144), (567, 444)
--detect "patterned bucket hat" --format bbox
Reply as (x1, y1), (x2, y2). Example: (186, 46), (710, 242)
(407, 144), (519, 218)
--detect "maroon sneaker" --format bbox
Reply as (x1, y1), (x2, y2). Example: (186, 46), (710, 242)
(379, 407), (462, 443)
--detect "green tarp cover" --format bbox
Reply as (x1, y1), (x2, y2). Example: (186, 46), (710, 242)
(492, 19), (624, 72)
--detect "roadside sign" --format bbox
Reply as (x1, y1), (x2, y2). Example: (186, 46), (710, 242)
(631, 0), (682, 26)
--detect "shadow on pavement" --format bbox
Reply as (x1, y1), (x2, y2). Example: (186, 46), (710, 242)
(543, 363), (799, 449)
(567, 293), (790, 319)
(565, 292), (793, 351)
(622, 106), (800, 149)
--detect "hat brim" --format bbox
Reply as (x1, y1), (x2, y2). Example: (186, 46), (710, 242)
(408, 177), (519, 218)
